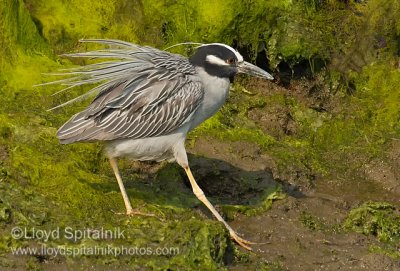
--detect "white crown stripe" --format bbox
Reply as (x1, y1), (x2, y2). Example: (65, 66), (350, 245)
(203, 43), (244, 63)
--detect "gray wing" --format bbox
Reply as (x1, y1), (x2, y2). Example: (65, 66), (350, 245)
(50, 39), (204, 144)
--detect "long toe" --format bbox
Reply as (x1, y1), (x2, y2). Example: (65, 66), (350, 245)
(229, 231), (255, 251)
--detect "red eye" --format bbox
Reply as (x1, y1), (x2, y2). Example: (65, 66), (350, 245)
(226, 58), (235, 64)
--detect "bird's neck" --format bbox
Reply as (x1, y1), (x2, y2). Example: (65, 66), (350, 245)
(188, 67), (230, 131)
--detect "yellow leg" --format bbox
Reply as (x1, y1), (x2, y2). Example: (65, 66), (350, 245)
(109, 158), (155, 217)
(183, 166), (254, 250)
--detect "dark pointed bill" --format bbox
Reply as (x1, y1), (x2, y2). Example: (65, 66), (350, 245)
(238, 61), (274, 80)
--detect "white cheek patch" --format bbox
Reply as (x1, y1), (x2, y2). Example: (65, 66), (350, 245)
(206, 55), (229, 66)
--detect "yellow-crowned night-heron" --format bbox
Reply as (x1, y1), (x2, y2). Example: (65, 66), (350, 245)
(46, 39), (273, 250)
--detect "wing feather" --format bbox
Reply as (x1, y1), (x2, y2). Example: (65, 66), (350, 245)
(52, 40), (203, 144)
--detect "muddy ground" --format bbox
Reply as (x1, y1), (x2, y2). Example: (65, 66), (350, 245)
(187, 135), (399, 270)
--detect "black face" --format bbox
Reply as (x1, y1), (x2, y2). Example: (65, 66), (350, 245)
(189, 44), (240, 81)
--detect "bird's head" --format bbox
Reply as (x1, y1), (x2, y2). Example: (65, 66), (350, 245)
(189, 43), (274, 82)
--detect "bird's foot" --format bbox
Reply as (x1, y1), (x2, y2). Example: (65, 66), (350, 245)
(229, 230), (256, 251)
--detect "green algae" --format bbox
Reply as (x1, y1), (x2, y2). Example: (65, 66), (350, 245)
(299, 211), (326, 232)
(344, 202), (400, 259)
(0, 0), (49, 60)
(344, 202), (400, 243)
(0, 175), (229, 269)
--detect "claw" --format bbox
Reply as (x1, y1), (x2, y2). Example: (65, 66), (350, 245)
(229, 230), (255, 250)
